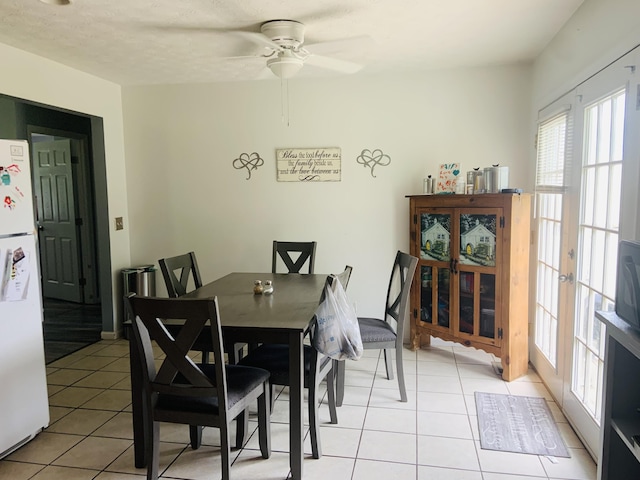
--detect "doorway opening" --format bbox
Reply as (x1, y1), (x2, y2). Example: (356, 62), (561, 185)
(29, 128), (102, 363)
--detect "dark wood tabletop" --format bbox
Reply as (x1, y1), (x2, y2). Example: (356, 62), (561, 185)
(181, 272), (325, 331)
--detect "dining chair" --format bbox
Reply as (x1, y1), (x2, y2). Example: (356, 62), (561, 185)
(238, 266), (352, 459)
(125, 294), (271, 480)
(158, 251), (203, 298)
(272, 241), (317, 274)
(336, 251), (418, 404)
(159, 252), (245, 364)
(251, 240), (316, 352)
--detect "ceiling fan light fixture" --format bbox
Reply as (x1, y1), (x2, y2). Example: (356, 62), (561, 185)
(267, 54), (304, 79)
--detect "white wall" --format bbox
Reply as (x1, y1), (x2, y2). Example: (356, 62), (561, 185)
(122, 66), (532, 318)
(532, 0), (640, 112)
(0, 42), (131, 330)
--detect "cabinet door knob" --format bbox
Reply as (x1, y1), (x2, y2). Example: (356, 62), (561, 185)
(450, 258), (459, 274)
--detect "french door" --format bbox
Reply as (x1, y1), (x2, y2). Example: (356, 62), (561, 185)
(532, 48), (640, 458)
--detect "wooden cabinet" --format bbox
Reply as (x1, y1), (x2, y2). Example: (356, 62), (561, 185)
(407, 193), (531, 381)
(596, 310), (640, 480)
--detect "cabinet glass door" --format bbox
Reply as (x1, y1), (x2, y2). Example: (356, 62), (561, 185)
(420, 212), (452, 330)
(459, 213), (497, 267)
(456, 210), (500, 344)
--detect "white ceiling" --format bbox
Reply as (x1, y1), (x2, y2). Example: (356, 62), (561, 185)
(0, 0), (584, 86)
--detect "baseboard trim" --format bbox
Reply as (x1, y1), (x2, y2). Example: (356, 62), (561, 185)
(101, 330), (121, 340)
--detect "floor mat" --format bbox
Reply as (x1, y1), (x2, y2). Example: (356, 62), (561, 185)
(475, 391), (570, 457)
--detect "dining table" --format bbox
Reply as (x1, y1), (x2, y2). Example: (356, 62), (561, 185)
(127, 271), (327, 480)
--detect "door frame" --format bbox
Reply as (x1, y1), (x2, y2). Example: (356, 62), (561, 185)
(0, 93), (114, 336)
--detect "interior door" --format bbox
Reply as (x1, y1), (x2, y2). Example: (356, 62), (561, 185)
(33, 139), (83, 302)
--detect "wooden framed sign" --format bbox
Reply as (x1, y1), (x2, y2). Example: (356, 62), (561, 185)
(276, 147), (341, 182)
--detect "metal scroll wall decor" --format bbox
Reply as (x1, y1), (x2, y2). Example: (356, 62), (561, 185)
(356, 149), (391, 177)
(232, 152), (264, 180)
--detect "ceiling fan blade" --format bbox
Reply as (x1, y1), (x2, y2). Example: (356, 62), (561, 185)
(141, 21), (262, 35)
(304, 54), (363, 74)
(304, 35), (375, 56)
(234, 31), (283, 52)
(140, 23), (268, 58)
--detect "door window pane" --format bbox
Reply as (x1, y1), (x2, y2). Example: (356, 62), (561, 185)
(571, 89), (625, 422)
(533, 108), (569, 367)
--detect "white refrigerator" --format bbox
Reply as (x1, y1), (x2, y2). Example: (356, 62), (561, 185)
(0, 139), (49, 459)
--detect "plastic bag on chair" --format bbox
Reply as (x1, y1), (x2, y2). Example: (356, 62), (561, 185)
(312, 279), (363, 361)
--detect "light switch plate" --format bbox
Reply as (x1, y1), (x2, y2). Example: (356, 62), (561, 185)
(115, 217), (124, 231)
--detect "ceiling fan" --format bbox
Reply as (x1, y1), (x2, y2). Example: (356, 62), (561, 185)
(233, 19), (368, 79)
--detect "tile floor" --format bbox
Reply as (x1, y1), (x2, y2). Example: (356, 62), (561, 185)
(0, 338), (597, 479)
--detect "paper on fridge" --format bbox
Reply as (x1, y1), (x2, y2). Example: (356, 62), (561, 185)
(1, 246), (31, 302)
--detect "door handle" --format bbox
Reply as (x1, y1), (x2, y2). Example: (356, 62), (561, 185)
(37, 225), (44, 231)
(449, 258), (458, 274)
(559, 273), (574, 284)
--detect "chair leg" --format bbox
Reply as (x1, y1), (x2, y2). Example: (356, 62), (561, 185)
(395, 346), (407, 402)
(258, 381), (271, 458)
(189, 425), (202, 450)
(234, 409), (248, 450)
(220, 424), (231, 480)
(270, 383), (276, 411)
(335, 359), (345, 407)
(384, 349), (394, 380)
(308, 379), (322, 459)
(201, 350), (210, 364)
(224, 341), (245, 364)
(327, 363), (338, 424)
(147, 420), (160, 480)
(234, 343), (246, 363)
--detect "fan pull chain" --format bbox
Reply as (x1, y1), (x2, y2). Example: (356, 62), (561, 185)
(280, 77), (290, 127)
(286, 80), (290, 127)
